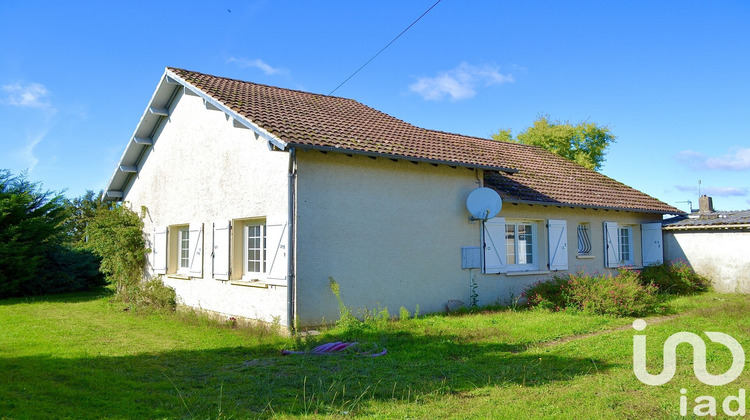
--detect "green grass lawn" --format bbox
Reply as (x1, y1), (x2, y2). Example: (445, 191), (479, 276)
(2, 288), (749, 419)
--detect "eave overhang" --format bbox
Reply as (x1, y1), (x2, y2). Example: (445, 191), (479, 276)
(102, 68), (287, 201)
(290, 143), (519, 174)
(499, 198), (686, 216)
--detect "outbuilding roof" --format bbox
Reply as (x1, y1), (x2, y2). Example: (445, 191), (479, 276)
(104, 67), (682, 215)
(663, 210), (750, 230)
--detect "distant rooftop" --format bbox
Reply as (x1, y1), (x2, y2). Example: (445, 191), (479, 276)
(663, 208), (750, 230)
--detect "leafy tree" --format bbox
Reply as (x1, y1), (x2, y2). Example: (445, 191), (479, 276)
(493, 115), (616, 171)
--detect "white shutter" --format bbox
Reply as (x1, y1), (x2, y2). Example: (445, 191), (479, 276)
(188, 222), (203, 277)
(212, 220), (231, 280)
(547, 219), (568, 271)
(604, 221), (620, 268)
(153, 226), (168, 275)
(483, 217), (507, 274)
(641, 223), (664, 266)
(266, 221), (288, 280)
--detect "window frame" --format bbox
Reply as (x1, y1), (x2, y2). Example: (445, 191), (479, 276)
(242, 220), (267, 280)
(178, 227), (190, 273)
(504, 220), (539, 271)
(618, 225), (634, 266)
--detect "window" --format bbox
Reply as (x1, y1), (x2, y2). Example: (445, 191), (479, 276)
(151, 223), (203, 277)
(219, 217), (287, 283)
(483, 218), (547, 274)
(504, 221), (537, 270)
(577, 223), (592, 255)
(604, 221), (639, 268)
(618, 226), (634, 265)
(244, 222), (266, 276)
(178, 227), (190, 272)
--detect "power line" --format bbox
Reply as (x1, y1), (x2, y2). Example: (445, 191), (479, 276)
(328, 0), (443, 96)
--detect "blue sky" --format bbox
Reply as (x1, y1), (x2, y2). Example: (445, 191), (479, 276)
(1, 1), (749, 212)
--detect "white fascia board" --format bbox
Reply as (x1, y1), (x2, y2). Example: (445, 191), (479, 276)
(164, 68), (288, 151)
(103, 70), (179, 199)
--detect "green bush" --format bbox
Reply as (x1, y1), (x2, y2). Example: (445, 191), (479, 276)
(522, 276), (570, 311)
(523, 270), (659, 317)
(131, 277), (176, 312)
(35, 245), (106, 295)
(564, 270), (658, 317)
(640, 261), (710, 294)
(85, 204), (147, 301)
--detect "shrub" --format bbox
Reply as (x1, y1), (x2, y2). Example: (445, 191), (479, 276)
(35, 245), (106, 295)
(85, 204), (148, 301)
(564, 270), (658, 317)
(640, 261), (710, 294)
(522, 276), (570, 311)
(131, 277), (176, 312)
(524, 270), (659, 317)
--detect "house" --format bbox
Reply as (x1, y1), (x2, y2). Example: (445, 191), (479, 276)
(663, 195), (750, 292)
(103, 67), (683, 328)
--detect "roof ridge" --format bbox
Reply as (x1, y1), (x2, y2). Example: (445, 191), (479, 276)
(167, 66), (358, 102)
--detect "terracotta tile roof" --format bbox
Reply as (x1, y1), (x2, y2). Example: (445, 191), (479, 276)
(168, 67), (682, 215)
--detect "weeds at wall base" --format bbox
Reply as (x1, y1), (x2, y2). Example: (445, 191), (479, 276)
(523, 263), (709, 317)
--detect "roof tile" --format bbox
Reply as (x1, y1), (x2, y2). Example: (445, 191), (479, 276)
(168, 67), (682, 214)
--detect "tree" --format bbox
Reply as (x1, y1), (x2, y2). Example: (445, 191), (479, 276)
(64, 190), (112, 245)
(0, 170), (103, 298)
(492, 115), (616, 171)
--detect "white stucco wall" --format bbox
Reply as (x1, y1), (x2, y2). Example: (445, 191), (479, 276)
(123, 88), (291, 326)
(294, 150), (663, 326)
(664, 230), (750, 293)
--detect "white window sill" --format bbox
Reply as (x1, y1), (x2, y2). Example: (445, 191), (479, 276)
(230, 280), (269, 289)
(167, 274), (192, 280)
(576, 255), (595, 260)
(506, 270), (550, 276)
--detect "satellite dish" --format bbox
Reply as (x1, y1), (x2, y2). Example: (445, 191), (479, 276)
(466, 187), (502, 221)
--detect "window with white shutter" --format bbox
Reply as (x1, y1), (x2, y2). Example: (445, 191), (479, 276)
(603, 221), (620, 268)
(641, 223), (663, 266)
(153, 226), (168, 275)
(188, 222), (203, 277)
(212, 220), (231, 280)
(547, 219), (568, 271)
(482, 217), (506, 274)
(266, 221), (288, 281)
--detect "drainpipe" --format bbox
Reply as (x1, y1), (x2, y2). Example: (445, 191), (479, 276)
(287, 147), (297, 333)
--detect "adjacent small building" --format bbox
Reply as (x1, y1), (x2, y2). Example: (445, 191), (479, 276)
(664, 196), (750, 292)
(103, 68), (683, 328)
